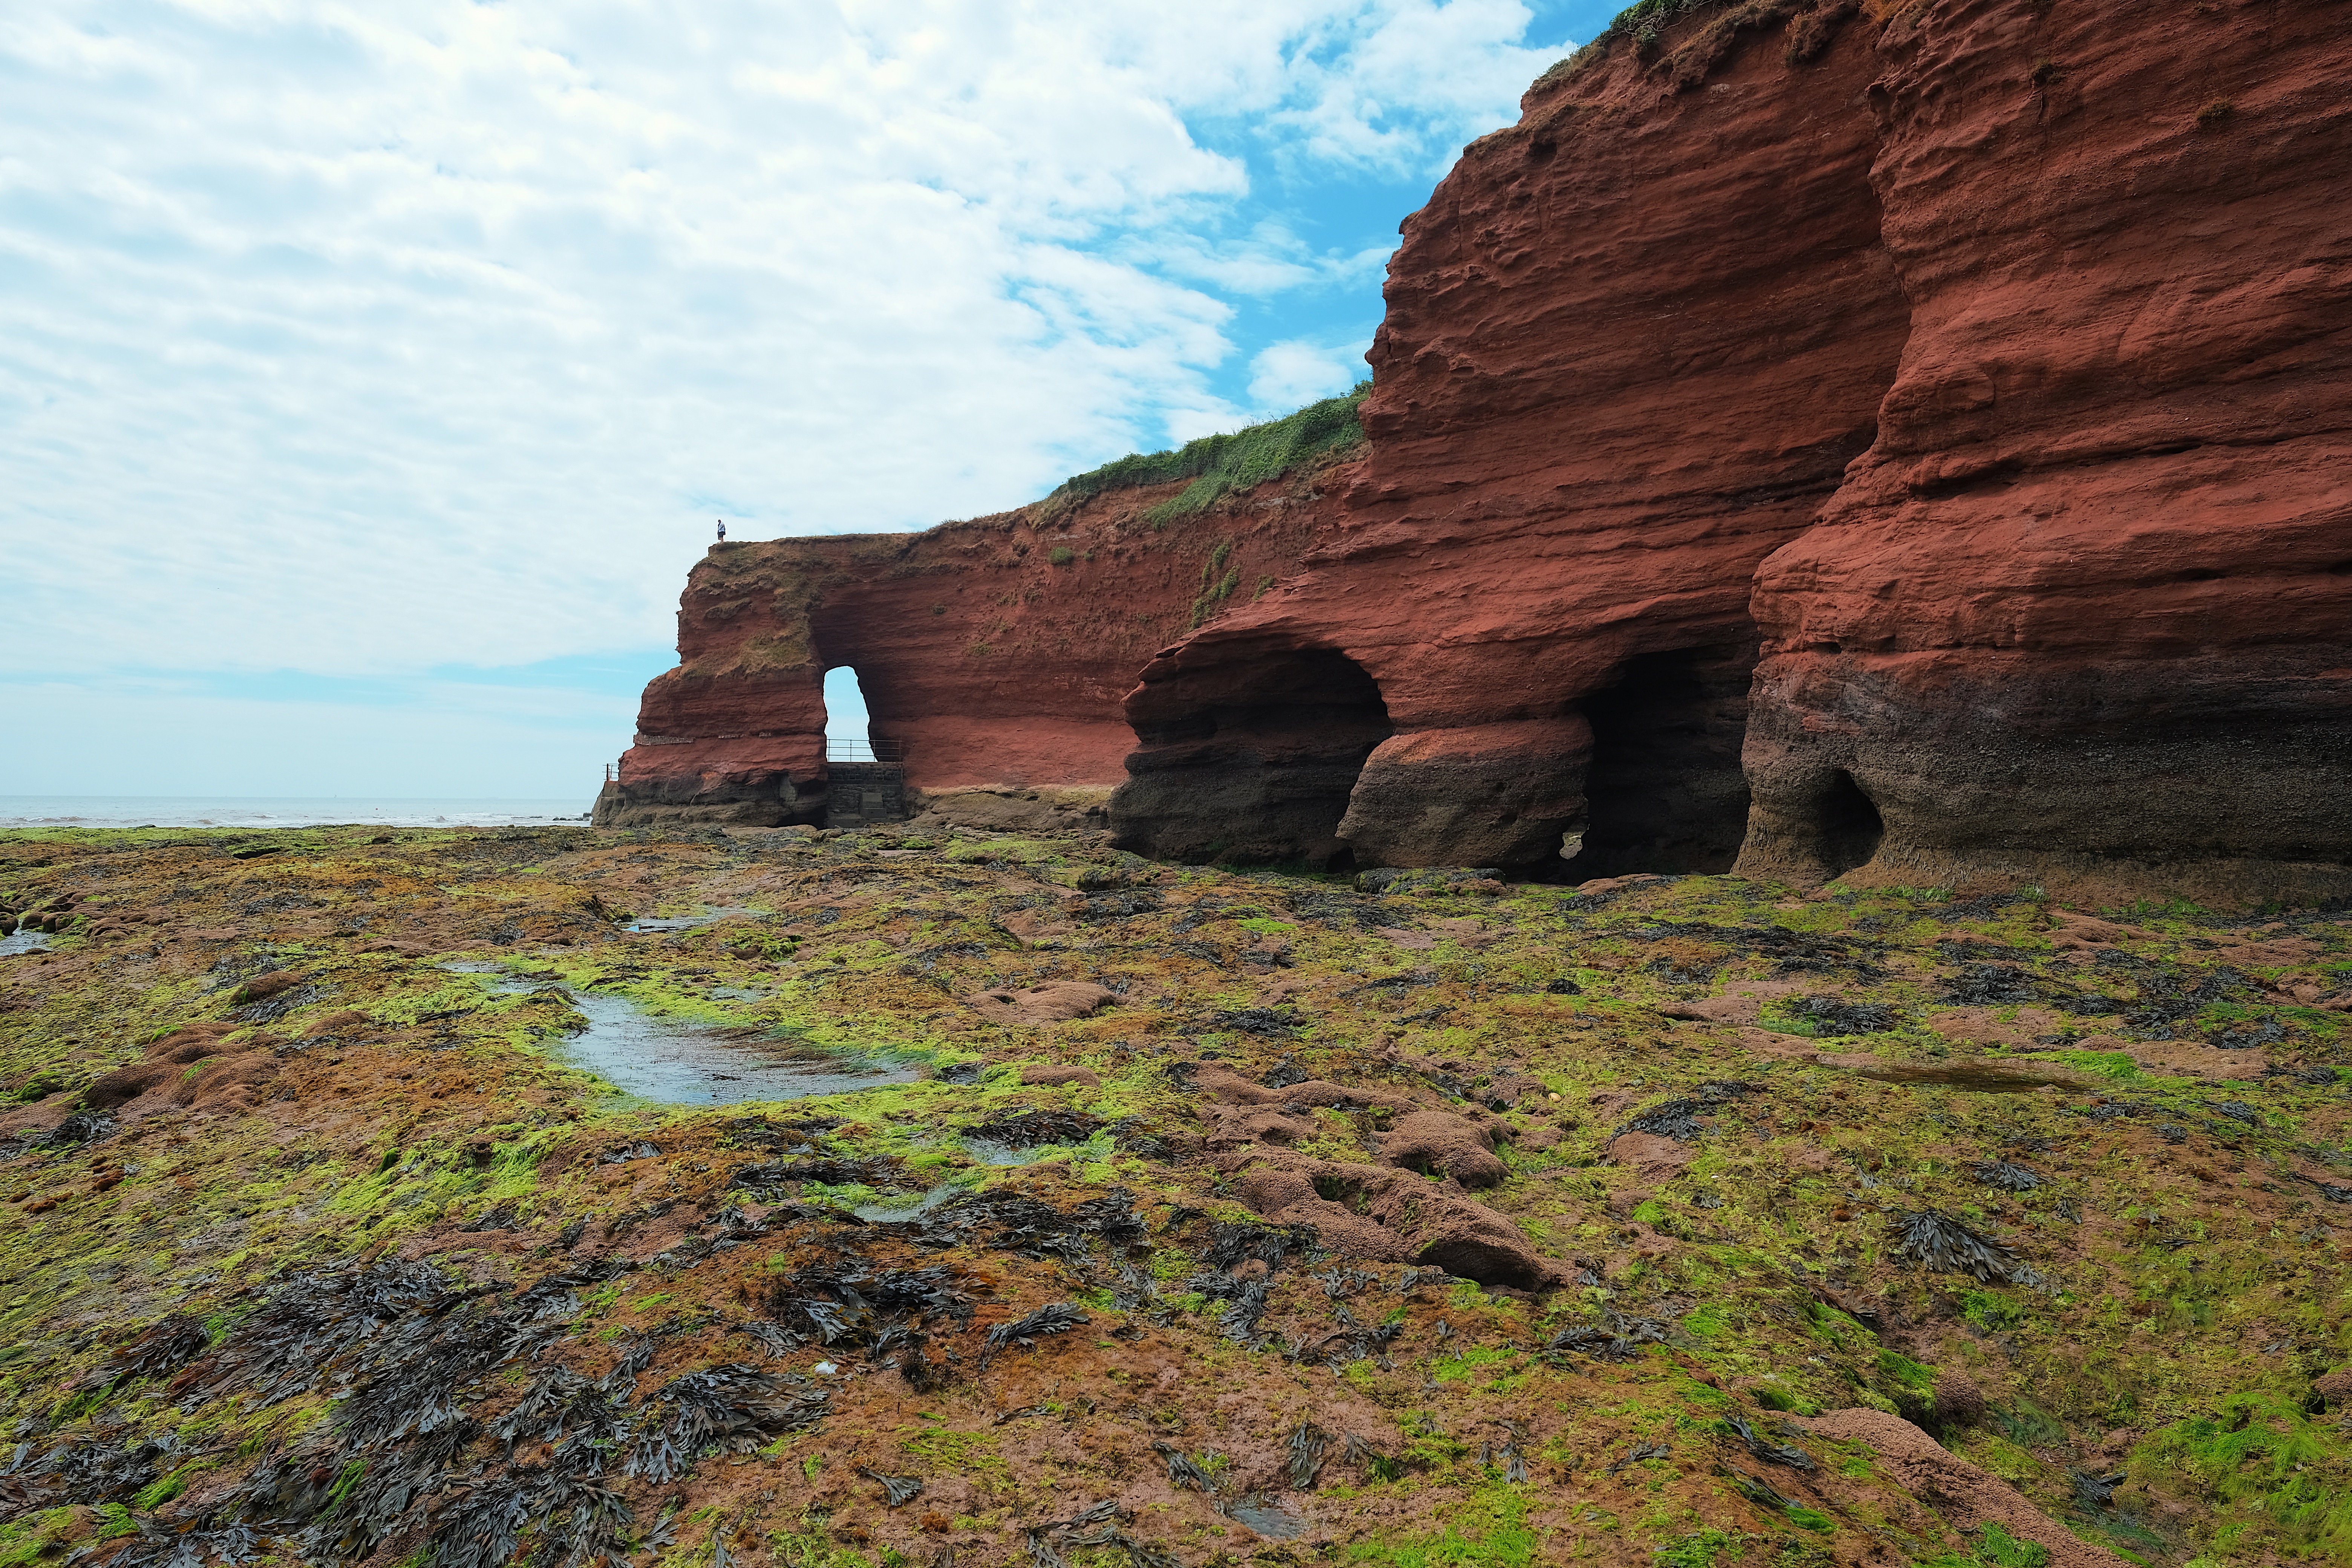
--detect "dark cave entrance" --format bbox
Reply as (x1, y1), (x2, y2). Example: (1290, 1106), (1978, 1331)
(1814, 768), (1885, 876)
(1113, 646), (1392, 867)
(1559, 641), (1757, 881)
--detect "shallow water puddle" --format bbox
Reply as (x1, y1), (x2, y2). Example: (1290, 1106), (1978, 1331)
(441, 962), (915, 1105)
(622, 905), (762, 933)
(962, 1136), (1060, 1167)
(0, 931), (54, 958)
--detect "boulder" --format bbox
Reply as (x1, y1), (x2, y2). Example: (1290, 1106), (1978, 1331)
(1229, 1154), (1574, 1292)
(965, 982), (1114, 1026)
(1380, 1109), (1508, 1189)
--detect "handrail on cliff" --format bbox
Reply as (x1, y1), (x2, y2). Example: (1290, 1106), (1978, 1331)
(827, 738), (905, 763)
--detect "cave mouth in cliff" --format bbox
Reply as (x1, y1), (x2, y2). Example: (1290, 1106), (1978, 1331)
(1114, 647), (1392, 868)
(1221, 646), (1387, 728)
(1816, 769), (1885, 877)
(1560, 642), (1756, 881)
(1208, 646), (1392, 867)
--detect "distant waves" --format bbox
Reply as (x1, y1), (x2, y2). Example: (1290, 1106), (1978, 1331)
(0, 797), (593, 828)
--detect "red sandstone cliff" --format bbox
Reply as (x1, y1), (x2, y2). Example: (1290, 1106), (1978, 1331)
(597, 470), (1346, 829)
(1116, 0), (2350, 901)
(613, 0), (2350, 903)
(1734, 0), (2352, 903)
(1118, 0), (1910, 871)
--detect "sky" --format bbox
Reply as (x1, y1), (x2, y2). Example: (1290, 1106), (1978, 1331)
(0, 0), (1615, 800)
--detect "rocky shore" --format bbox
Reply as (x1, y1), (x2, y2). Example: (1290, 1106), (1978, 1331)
(3, 821), (2347, 1565)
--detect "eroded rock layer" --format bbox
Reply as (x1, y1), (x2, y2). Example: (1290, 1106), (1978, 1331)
(1114, 5), (1912, 871)
(1116, 0), (2352, 900)
(1732, 0), (2352, 905)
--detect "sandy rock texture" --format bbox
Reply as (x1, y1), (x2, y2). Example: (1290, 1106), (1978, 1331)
(1116, 0), (1898, 873)
(1732, 0), (2352, 906)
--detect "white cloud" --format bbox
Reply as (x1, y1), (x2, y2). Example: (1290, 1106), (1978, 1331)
(1247, 338), (1370, 414)
(0, 0), (1569, 790)
(1132, 217), (1400, 303)
(1266, 0), (1572, 173)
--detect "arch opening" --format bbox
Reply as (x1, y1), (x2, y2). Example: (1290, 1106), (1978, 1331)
(1112, 646), (1392, 867)
(821, 665), (872, 754)
(1560, 642), (1756, 881)
(821, 663), (905, 829)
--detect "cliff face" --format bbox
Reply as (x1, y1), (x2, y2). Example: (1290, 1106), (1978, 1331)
(596, 474), (1343, 828)
(1118, 0), (1909, 871)
(612, 0), (2350, 903)
(1114, 0), (2352, 901)
(1732, 0), (2352, 904)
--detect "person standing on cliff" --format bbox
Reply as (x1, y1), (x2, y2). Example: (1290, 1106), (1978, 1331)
(715, 519), (726, 544)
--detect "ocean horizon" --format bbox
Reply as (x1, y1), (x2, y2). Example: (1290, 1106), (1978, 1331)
(0, 795), (596, 829)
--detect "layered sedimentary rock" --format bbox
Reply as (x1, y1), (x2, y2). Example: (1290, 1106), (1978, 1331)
(1114, 2), (1913, 871)
(596, 478), (1339, 828)
(1113, 0), (2352, 901)
(616, 0), (2350, 903)
(1730, 0), (2352, 905)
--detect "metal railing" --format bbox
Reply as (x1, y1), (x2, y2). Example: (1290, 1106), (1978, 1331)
(825, 738), (905, 763)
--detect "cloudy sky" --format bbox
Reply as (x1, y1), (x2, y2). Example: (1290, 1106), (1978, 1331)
(1, 0), (1606, 800)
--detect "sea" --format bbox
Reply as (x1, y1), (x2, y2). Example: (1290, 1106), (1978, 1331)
(0, 796), (596, 830)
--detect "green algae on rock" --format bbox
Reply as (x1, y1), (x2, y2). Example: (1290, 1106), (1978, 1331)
(0, 824), (2347, 1565)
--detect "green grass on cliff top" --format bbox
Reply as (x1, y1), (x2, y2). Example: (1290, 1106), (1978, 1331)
(1049, 380), (1368, 521)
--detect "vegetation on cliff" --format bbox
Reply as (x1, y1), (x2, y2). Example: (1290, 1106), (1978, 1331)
(1537, 0), (1858, 87)
(1049, 382), (1369, 524)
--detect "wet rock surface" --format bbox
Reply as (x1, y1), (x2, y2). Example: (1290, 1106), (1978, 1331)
(0, 824), (2347, 1564)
